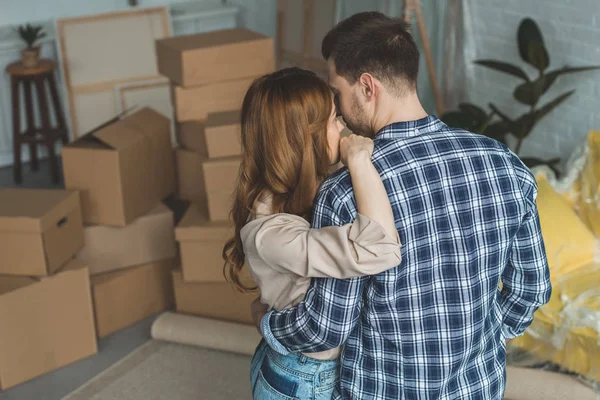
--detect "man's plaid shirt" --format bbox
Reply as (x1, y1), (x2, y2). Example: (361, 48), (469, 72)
(261, 116), (552, 399)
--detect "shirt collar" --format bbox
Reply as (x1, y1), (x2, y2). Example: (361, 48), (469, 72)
(374, 115), (443, 141)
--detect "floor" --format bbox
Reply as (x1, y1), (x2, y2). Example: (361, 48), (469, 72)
(0, 159), (161, 400)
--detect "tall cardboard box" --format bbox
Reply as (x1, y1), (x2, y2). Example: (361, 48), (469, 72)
(156, 28), (274, 87)
(205, 110), (242, 158)
(172, 270), (256, 325)
(76, 203), (177, 275)
(0, 259), (97, 390)
(175, 203), (231, 282)
(172, 77), (256, 122)
(91, 258), (176, 338)
(62, 107), (176, 227)
(176, 121), (207, 155)
(175, 148), (207, 202)
(0, 189), (83, 276)
(203, 156), (241, 221)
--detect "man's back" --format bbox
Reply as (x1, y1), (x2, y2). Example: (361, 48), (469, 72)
(312, 116), (551, 399)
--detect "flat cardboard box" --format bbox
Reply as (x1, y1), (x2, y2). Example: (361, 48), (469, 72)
(156, 28), (274, 87)
(91, 258), (176, 338)
(172, 77), (255, 122)
(0, 189), (84, 276)
(0, 259), (97, 390)
(205, 110), (242, 158)
(76, 203), (176, 275)
(176, 121), (207, 156)
(175, 203), (232, 282)
(172, 269), (256, 325)
(62, 107), (176, 227)
(175, 148), (207, 202)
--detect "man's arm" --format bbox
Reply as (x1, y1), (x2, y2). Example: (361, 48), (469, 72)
(260, 183), (368, 354)
(501, 167), (552, 339)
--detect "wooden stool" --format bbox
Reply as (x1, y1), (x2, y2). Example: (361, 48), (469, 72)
(6, 59), (69, 184)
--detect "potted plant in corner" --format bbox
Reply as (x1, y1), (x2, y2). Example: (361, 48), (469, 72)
(15, 24), (47, 68)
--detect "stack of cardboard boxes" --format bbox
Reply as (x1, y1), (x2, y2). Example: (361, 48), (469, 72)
(62, 107), (178, 339)
(155, 28), (275, 325)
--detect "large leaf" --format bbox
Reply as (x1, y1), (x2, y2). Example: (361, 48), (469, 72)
(441, 111), (476, 131)
(459, 103), (488, 124)
(534, 90), (575, 122)
(488, 103), (514, 124)
(518, 18), (547, 68)
(484, 120), (511, 143)
(528, 41), (550, 71)
(474, 60), (530, 81)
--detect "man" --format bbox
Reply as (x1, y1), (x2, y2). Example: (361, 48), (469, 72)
(256, 12), (551, 399)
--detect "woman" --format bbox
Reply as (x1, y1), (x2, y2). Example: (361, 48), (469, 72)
(222, 68), (401, 399)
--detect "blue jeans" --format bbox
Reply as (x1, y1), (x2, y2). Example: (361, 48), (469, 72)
(250, 339), (340, 399)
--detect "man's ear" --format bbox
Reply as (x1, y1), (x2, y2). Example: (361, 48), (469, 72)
(358, 73), (378, 101)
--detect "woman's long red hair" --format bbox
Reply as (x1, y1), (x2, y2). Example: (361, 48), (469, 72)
(222, 68), (333, 292)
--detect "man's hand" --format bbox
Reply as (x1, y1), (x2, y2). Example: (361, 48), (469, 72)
(251, 296), (268, 335)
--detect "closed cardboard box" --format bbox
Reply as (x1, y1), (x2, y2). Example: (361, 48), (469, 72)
(91, 258), (176, 338)
(156, 28), (274, 87)
(172, 77), (255, 122)
(175, 148), (207, 202)
(172, 270), (256, 325)
(203, 156), (240, 222)
(175, 203), (231, 282)
(62, 108), (176, 227)
(176, 121), (207, 156)
(0, 189), (83, 276)
(205, 110), (242, 158)
(0, 259), (97, 390)
(77, 203), (176, 275)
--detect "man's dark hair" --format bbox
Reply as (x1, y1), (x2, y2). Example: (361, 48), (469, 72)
(322, 12), (420, 95)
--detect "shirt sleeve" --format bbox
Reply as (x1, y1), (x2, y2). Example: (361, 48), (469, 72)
(501, 164), (552, 339)
(249, 213), (400, 279)
(261, 186), (369, 353)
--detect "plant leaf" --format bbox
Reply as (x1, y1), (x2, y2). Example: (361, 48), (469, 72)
(513, 78), (547, 106)
(441, 111), (475, 131)
(475, 60), (530, 81)
(534, 90), (575, 122)
(488, 103), (514, 123)
(528, 41), (550, 71)
(484, 121), (511, 143)
(458, 103), (488, 124)
(518, 18), (546, 66)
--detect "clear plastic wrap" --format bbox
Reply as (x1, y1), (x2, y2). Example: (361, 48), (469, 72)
(508, 132), (600, 392)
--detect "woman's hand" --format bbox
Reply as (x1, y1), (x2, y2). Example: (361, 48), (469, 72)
(340, 134), (374, 170)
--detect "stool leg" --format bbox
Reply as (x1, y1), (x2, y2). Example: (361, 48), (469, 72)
(47, 73), (69, 144)
(11, 76), (22, 185)
(23, 80), (39, 172)
(35, 77), (59, 184)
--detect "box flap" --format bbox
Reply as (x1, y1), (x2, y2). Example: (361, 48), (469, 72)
(206, 110), (241, 128)
(92, 121), (144, 150)
(175, 203), (231, 242)
(159, 28), (267, 52)
(0, 189), (79, 233)
(0, 276), (37, 296)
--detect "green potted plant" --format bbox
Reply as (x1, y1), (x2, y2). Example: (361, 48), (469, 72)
(442, 18), (600, 176)
(15, 24), (47, 68)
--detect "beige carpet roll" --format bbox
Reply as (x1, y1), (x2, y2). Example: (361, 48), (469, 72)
(150, 312), (262, 356)
(505, 366), (598, 400)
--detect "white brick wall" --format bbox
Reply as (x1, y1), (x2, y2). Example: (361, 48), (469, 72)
(465, 0), (600, 166)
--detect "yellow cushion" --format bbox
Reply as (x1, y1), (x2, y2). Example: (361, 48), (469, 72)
(535, 174), (596, 278)
(578, 130), (600, 235)
(511, 262), (600, 380)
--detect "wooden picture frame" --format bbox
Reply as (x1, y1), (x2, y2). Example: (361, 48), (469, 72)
(56, 7), (172, 139)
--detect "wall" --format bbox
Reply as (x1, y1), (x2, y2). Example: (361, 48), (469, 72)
(465, 0), (600, 166)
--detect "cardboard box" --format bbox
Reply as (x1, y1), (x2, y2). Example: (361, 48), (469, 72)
(175, 148), (207, 202)
(172, 269), (256, 325)
(156, 28), (274, 87)
(175, 203), (232, 282)
(203, 156), (240, 221)
(205, 110), (242, 158)
(91, 258), (176, 338)
(0, 189), (84, 276)
(62, 107), (176, 227)
(0, 259), (97, 390)
(176, 121), (207, 155)
(172, 76), (255, 122)
(76, 203), (176, 275)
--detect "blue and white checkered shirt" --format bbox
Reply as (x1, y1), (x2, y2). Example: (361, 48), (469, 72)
(261, 116), (551, 399)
